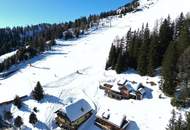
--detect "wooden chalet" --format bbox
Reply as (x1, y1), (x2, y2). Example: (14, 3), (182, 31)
(55, 99), (93, 130)
(100, 79), (146, 100)
(95, 109), (130, 130)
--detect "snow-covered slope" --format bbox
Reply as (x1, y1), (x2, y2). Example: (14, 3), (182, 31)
(0, 0), (190, 129)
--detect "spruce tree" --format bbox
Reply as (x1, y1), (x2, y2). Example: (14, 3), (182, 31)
(29, 112), (38, 125)
(158, 17), (173, 65)
(177, 46), (190, 92)
(32, 81), (44, 101)
(166, 109), (176, 130)
(105, 44), (117, 70)
(175, 12), (185, 38)
(186, 112), (190, 130)
(115, 50), (127, 73)
(176, 114), (183, 130)
(13, 95), (22, 109)
(176, 21), (190, 56)
(147, 31), (159, 76)
(4, 111), (13, 121)
(162, 41), (177, 96)
(137, 24), (150, 76)
(14, 116), (23, 128)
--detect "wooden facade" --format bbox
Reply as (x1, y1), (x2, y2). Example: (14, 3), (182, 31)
(100, 82), (145, 100)
(55, 110), (93, 130)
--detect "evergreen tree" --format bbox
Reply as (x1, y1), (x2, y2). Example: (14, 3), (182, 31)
(176, 21), (190, 56)
(175, 12), (185, 38)
(115, 50), (128, 73)
(32, 81), (44, 101)
(158, 17), (173, 65)
(186, 112), (190, 130)
(177, 46), (190, 92)
(14, 116), (23, 128)
(13, 95), (22, 109)
(4, 111), (13, 121)
(105, 44), (117, 70)
(137, 24), (150, 75)
(162, 42), (177, 96)
(166, 109), (176, 130)
(176, 114), (183, 130)
(128, 30), (140, 68)
(147, 31), (159, 76)
(29, 112), (38, 125)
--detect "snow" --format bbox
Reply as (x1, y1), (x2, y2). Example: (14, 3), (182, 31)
(0, 50), (17, 63)
(0, 0), (190, 129)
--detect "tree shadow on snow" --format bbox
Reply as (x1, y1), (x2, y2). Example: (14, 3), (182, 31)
(127, 121), (140, 130)
(143, 87), (153, 99)
(35, 121), (49, 130)
(20, 103), (31, 112)
(40, 94), (64, 105)
(21, 125), (32, 130)
(122, 68), (138, 74)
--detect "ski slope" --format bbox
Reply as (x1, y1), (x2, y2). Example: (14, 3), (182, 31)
(0, 0), (190, 129)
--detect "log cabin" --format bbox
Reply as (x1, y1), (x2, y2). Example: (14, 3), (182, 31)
(55, 99), (93, 130)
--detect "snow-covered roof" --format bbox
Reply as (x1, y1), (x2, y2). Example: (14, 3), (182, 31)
(111, 84), (120, 92)
(111, 79), (141, 93)
(98, 110), (126, 128)
(63, 99), (92, 122)
(125, 81), (141, 92)
(117, 79), (127, 85)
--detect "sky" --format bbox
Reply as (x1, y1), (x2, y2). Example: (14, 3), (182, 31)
(0, 0), (132, 28)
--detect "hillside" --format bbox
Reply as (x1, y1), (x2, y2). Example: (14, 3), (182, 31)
(0, 0), (190, 130)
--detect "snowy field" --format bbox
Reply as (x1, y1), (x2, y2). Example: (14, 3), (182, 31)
(0, 0), (190, 129)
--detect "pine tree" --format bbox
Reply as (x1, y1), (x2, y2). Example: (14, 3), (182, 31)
(29, 112), (38, 125)
(115, 50), (128, 73)
(177, 46), (190, 93)
(32, 81), (44, 101)
(137, 24), (150, 75)
(14, 116), (23, 128)
(176, 114), (183, 130)
(186, 112), (190, 130)
(4, 111), (13, 121)
(13, 95), (22, 109)
(175, 12), (185, 38)
(158, 17), (173, 65)
(147, 31), (159, 76)
(105, 44), (117, 70)
(176, 21), (190, 56)
(166, 109), (176, 130)
(162, 41), (177, 96)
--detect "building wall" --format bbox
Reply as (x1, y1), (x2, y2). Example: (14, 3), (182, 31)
(95, 117), (123, 130)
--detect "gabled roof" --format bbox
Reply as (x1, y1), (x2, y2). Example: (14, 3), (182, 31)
(98, 109), (126, 128)
(125, 81), (141, 92)
(63, 99), (92, 122)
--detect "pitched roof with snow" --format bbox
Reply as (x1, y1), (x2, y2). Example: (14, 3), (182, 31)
(98, 109), (126, 128)
(125, 81), (141, 92)
(63, 99), (92, 122)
